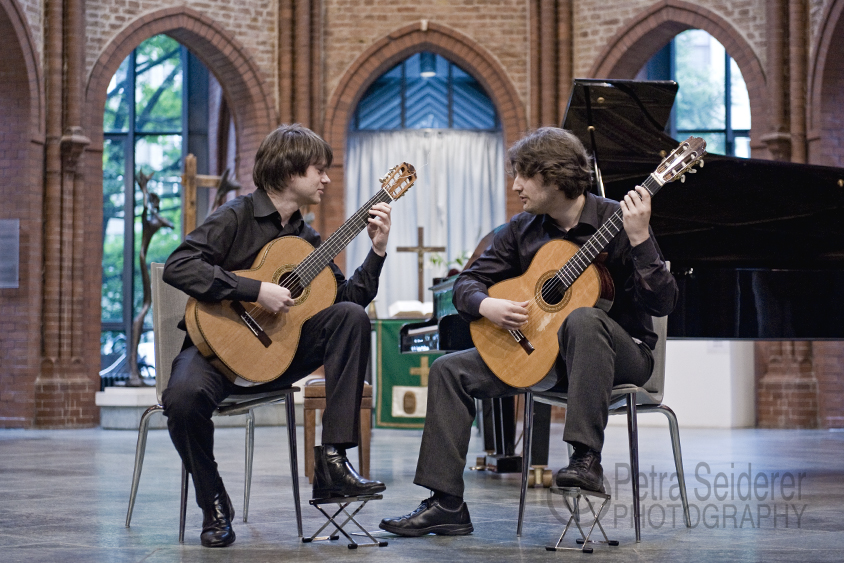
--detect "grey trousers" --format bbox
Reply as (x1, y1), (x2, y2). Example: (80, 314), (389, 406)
(162, 301), (371, 510)
(414, 307), (654, 498)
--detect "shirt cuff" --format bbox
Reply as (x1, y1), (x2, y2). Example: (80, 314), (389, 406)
(234, 276), (263, 302)
(465, 291), (488, 319)
(361, 248), (387, 276)
(630, 236), (660, 267)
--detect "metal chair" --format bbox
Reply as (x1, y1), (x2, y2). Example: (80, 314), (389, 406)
(516, 315), (692, 542)
(125, 262), (303, 541)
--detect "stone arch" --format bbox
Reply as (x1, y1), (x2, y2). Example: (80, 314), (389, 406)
(588, 0), (767, 152)
(807, 0), (844, 166)
(0, 0), (45, 427)
(85, 6), (277, 193)
(323, 21), (528, 231)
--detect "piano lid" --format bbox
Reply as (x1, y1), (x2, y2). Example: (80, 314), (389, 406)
(562, 78), (844, 270)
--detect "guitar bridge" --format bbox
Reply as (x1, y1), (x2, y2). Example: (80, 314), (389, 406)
(510, 329), (535, 355)
(230, 301), (272, 348)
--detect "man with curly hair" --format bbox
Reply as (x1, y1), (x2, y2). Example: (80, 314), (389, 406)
(380, 127), (677, 537)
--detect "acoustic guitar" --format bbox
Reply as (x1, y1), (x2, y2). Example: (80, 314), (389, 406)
(185, 163), (417, 385)
(470, 137), (706, 388)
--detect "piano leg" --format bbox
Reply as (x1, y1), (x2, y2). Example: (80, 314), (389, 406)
(483, 397), (522, 473)
(530, 402), (551, 466)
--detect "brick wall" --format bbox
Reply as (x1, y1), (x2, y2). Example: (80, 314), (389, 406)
(323, 0), (529, 116)
(572, 0), (769, 78)
(85, 0), (277, 110)
(0, 2), (42, 428)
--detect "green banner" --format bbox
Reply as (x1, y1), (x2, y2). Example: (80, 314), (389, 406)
(374, 319), (445, 429)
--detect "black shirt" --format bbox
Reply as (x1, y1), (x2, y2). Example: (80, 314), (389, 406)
(163, 188), (385, 308)
(453, 192), (678, 349)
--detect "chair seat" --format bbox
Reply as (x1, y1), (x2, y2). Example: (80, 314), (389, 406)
(216, 387), (300, 417)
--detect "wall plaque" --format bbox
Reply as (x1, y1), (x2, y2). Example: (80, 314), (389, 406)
(0, 219), (20, 288)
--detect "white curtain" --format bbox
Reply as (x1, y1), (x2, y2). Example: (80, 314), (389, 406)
(345, 129), (505, 316)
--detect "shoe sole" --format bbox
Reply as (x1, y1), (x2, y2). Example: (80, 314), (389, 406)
(312, 485), (387, 500)
(554, 479), (605, 494)
(200, 532), (236, 548)
(378, 522), (473, 537)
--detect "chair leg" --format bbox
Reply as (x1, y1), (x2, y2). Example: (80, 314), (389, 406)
(517, 392), (534, 537)
(243, 410), (255, 523)
(179, 463), (189, 543)
(285, 396), (303, 538)
(625, 394), (641, 543)
(641, 404), (692, 528)
(126, 404), (163, 527)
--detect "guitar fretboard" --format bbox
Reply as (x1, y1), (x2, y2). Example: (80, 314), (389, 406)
(554, 174), (663, 291)
(293, 189), (394, 286)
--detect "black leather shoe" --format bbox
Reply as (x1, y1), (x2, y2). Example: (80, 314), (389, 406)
(379, 497), (473, 537)
(555, 449), (605, 493)
(200, 488), (236, 548)
(312, 445), (386, 499)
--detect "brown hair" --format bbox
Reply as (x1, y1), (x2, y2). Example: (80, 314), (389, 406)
(507, 127), (592, 199)
(252, 124), (333, 192)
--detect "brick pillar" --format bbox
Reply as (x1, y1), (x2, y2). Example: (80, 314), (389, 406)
(761, 0), (792, 160)
(756, 342), (819, 429)
(36, 0), (98, 428)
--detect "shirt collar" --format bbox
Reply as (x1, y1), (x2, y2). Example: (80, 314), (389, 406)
(541, 192), (602, 234)
(252, 188), (304, 231)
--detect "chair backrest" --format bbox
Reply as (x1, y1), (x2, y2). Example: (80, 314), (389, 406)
(639, 315), (668, 402)
(151, 262), (190, 404)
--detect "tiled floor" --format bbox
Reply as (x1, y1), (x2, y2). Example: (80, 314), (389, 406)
(1, 419), (843, 562)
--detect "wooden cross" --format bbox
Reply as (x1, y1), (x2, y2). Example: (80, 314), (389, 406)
(396, 226), (446, 302)
(409, 356), (432, 387)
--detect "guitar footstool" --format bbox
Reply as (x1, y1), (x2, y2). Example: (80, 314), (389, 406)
(545, 486), (617, 553)
(302, 494), (387, 549)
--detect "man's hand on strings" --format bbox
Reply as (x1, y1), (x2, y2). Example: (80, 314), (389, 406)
(257, 282), (295, 314)
(368, 202), (392, 256)
(479, 297), (530, 330)
(621, 185), (651, 247)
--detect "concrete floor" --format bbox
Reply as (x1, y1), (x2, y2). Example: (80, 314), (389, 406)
(1, 419), (843, 562)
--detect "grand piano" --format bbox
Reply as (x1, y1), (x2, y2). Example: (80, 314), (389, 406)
(400, 78), (844, 470)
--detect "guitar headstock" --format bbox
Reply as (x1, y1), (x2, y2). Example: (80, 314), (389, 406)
(380, 163), (417, 200)
(655, 136), (707, 185)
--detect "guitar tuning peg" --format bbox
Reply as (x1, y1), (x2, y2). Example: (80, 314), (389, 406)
(379, 176), (386, 183)
(699, 159), (704, 168)
(680, 175), (686, 183)
(688, 168), (697, 173)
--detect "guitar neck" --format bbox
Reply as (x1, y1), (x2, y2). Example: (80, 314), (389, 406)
(558, 174), (663, 287)
(294, 189), (394, 285)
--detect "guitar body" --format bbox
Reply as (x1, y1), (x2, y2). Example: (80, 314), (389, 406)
(185, 236), (337, 384)
(470, 239), (614, 389)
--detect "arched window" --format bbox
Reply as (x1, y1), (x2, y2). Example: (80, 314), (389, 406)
(346, 51), (505, 314)
(101, 34), (210, 377)
(352, 52), (498, 131)
(638, 29), (751, 157)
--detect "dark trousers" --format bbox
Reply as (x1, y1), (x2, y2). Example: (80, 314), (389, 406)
(162, 301), (371, 511)
(414, 307), (654, 498)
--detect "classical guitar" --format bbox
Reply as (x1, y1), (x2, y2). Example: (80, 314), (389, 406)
(185, 163), (417, 385)
(470, 137), (706, 388)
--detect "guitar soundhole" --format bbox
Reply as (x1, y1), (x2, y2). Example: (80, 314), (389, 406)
(277, 271), (306, 300)
(535, 271), (570, 313)
(541, 279), (565, 305)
